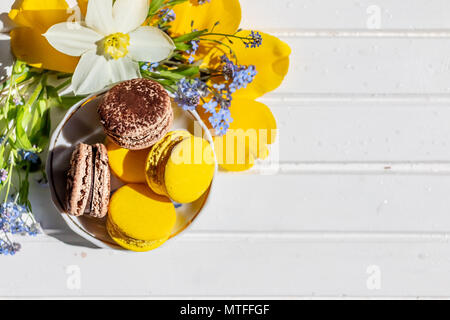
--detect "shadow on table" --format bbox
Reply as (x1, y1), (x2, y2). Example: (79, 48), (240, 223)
(0, 38), (13, 82)
(30, 180), (99, 249)
(27, 108), (101, 249)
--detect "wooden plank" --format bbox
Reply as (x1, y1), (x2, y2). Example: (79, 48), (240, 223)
(269, 103), (450, 162)
(276, 37), (450, 94)
(189, 173), (450, 233)
(28, 172), (450, 234)
(241, 0), (450, 31)
(2, 239), (450, 297)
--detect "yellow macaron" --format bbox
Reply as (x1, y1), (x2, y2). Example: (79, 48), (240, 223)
(145, 130), (215, 204)
(107, 184), (176, 252)
(106, 139), (149, 183)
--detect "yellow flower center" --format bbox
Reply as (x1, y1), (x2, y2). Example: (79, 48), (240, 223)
(104, 33), (130, 60)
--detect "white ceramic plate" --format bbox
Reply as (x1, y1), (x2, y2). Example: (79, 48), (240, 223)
(46, 90), (218, 250)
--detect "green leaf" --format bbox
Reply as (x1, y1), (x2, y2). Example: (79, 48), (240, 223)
(6, 102), (18, 122)
(60, 96), (87, 109)
(174, 66), (200, 77)
(0, 146), (5, 169)
(18, 164), (31, 209)
(175, 42), (191, 51)
(148, 0), (165, 17)
(15, 106), (33, 150)
(173, 29), (208, 43)
(46, 86), (63, 109)
(166, 0), (189, 6)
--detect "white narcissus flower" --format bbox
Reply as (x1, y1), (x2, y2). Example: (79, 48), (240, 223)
(43, 0), (175, 95)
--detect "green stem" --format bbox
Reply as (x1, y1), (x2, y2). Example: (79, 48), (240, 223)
(3, 155), (14, 203)
(55, 79), (71, 92)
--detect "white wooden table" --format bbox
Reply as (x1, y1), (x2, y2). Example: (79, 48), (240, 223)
(3, 0), (450, 298)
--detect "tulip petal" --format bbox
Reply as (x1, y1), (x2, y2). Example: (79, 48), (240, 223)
(171, 0), (241, 36)
(213, 98), (277, 172)
(9, 0), (70, 33)
(10, 27), (79, 73)
(44, 22), (102, 57)
(128, 26), (175, 62)
(113, 0), (149, 34)
(108, 56), (141, 84)
(203, 31), (291, 99)
(72, 50), (111, 95)
(77, 0), (88, 16)
(85, 0), (115, 35)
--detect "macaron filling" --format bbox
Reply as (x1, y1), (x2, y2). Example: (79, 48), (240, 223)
(66, 143), (110, 218)
(66, 144), (93, 217)
(84, 145), (98, 215)
(106, 217), (168, 251)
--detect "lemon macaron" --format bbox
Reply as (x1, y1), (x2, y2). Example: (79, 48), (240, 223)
(145, 130), (215, 204)
(106, 139), (149, 183)
(107, 184), (176, 252)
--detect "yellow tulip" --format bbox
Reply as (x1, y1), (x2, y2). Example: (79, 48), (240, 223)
(202, 30), (291, 100)
(171, 1), (291, 172)
(9, 0), (80, 73)
(213, 99), (277, 172)
(171, 0), (241, 36)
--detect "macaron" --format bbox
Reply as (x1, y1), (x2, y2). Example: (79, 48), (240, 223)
(145, 131), (215, 204)
(107, 184), (176, 252)
(97, 78), (173, 150)
(66, 143), (110, 218)
(105, 139), (149, 183)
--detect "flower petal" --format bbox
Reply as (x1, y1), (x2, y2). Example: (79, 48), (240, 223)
(72, 50), (111, 95)
(213, 99), (277, 172)
(10, 27), (79, 73)
(9, 0), (70, 33)
(44, 22), (102, 56)
(113, 0), (149, 34)
(108, 56), (140, 84)
(203, 31), (291, 99)
(128, 26), (175, 62)
(171, 0), (241, 36)
(77, 0), (88, 16)
(85, 0), (115, 35)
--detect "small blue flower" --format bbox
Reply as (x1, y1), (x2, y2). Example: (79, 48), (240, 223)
(18, 150), (40, 165)
(158, 8), (176, 23)
(13, 97), (23, 106)
(173, 202), (182, 209)
(141, 62), (159, 72)
(208, 108), (233, 136)
(186, 39), (200, 64)
(0, 169), (8, 183)
(0, 241), (21, 256)
(245, 31), (263, 48)
(175, 78), (207, 111)
(0, 202), (40, 237)
(202, 100), (218, 114)
(215, 121), (230, 136)
(0, 199), (38, 255)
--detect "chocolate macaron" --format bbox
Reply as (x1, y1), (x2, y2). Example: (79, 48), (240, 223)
(97, 79), (173, 150)
(66, 143), (110, 218)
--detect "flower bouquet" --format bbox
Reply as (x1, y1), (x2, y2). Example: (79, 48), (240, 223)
(0, 0), (291, 254)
